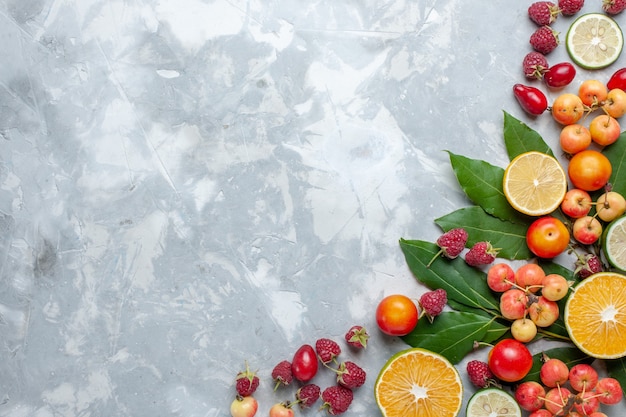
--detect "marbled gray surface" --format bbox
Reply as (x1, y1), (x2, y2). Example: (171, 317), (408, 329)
(1, 0), (625, 416)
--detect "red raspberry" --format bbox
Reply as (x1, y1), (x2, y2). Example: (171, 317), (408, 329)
(604, 0), (626, 14)
(321, 385), (354, 415)
(530, 26), (559, 55)
(344, 325), (369, 349)
(523, 52), (549, 80)
(558, 0), (584, 15)
(315, 338), (341, 364)
(575, 253), (603, 279)
(528, 2), (559, 26)
(427, 228), (468, 267)
(419, 288), (447, 322)
(467, 360), (496, 388)
(295, 383), (321, 409)
(334, 361), (366, 389)
(271, 360), (293, 389)
(465, 241), (499, 267)
(235, 361), (259, 397)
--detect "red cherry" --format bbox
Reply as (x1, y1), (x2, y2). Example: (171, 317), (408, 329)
(544, 62), (576, 88)
(513, 84), (548, 116)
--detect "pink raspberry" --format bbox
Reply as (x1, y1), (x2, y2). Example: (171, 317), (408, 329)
(604, 0), (626, 14)
(467, 360), (496, 388)
(344, 325), (369, 349)
(419, 289), (447, 322)
(523, 52), (549, 80)
(295, 383), (321, 409)
(321, 385), (354, 415)
(271, 360), (293, 389)
(315, 338), (341, 364)
(427, 228), (468, 267)
(558, 0), (584, 15)
(465, 241), (499, 267)
(575, 253), (603, 279)
(528, 2), (559, 26)
(530, 26), (559, 55)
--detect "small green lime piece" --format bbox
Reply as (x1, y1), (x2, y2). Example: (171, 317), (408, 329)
(566, 13), (623, 70)
(466, 388), (522, 417)
(603, 215), (626, 272)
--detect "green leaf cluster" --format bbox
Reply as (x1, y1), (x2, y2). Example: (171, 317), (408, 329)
(398, 111), (626, 386)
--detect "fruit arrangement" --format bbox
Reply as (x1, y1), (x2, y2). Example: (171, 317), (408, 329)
(229, 325), (369, 417)
(373, 2), (626, 416)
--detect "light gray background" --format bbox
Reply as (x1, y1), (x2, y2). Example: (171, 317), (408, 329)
(1, 0), (624, 416)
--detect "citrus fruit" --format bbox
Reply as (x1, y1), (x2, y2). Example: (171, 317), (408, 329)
(603, 215), (626, 271)
(466, 388), (522, 417)
(564, 272), (626, 359)
(565, 13), (624, 69)
(375, 347), (462, 417)
(568, 149), (612, 191)
(502, 151), (567, 216)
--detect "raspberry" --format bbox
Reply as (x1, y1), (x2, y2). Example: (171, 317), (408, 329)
(558, 0), (584, 15)
(235, 361), (259, 397)
(427, 228), (468, 267)
(575, 253), (603, 279)
(334, 361), (366, 389)
(523, 52), (549, 80)
(315, 338), (341, 364)
(467, 360), (496, 388)
(295, 383), (321, 409)
(465, 241), (499, 267)
(344, 325), (369, 349)
(530, 26), (559, 55)
(271, 360), (293, 390)
(321, 385), (354, 415)
(528, 2), (559, 26)
(604, 0), (626, 14)
(419, 288), (447, 322)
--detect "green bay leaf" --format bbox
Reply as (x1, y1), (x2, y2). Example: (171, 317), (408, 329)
(401, 311), (493, 364)
(447, 151), (522, 222)
(503, 111), (554, 159)
(604, 130), (626, 197)
(435, 206), (532, 260)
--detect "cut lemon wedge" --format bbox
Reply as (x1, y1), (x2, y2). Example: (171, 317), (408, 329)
(502, 151), (567, 216)
(564, 272), (626, 359)
(566, 13), (624, 69)
(466, 388), (521, 417)
(603, 215), (626, 272)
(375, 348), (462, 417)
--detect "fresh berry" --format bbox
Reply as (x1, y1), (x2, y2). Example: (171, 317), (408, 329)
(528, 2), (559, 26)
(334, 361), (367, 389)
(235, 361), (260, 397)
(295, 383), (321, 409)
(321, 385), (354, 415)
(271, 360), (293, 390)
(419, 288), (447, 322)
(467, 360), (497, 388)
(345, 325), (369, 349)
(465, 241), (499, 267)
(513, 84), (549, 115)
(575, 253), (603, 278)
(316, 338), (341, 364)
(530, 26), (559, 55)
(604, 0), (626, 14)
(427, 228), (468, 267)
(558, 0), (584, 15)
(523, 52), (549, 80)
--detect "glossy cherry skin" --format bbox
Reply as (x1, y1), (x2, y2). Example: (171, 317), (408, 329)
(513, 84), (548, 115)
(291, 344), (318, 382)
(607, 68), (626, 91)
(544, 62), (576, 88)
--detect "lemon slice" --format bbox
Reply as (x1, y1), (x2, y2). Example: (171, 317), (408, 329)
(375, 348), (462, 417)
(564, 272), (626, 359)
(466, 388), (521, 417)
(566, 13), (624, 69)
(502, 151), (567, 216)
(603, 215), (626, 271)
